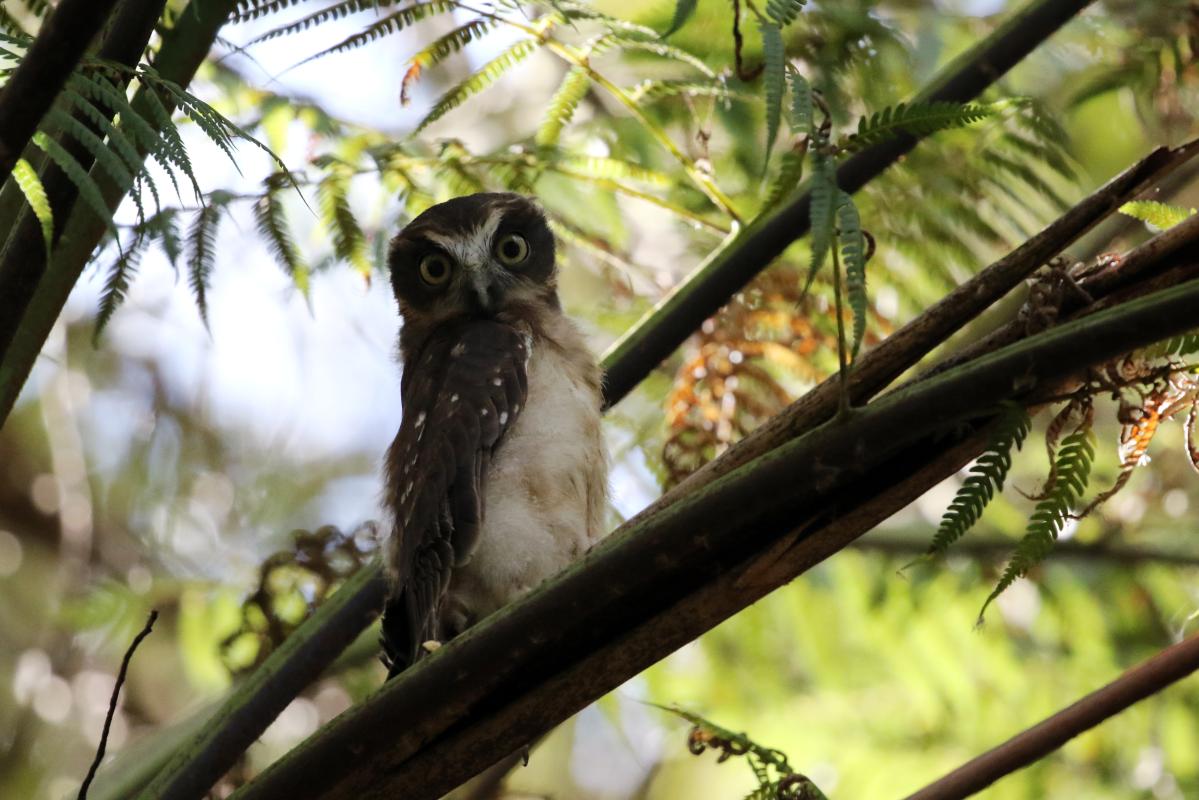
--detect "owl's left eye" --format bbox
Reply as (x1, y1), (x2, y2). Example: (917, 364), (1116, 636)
(495, 233), (529, 266)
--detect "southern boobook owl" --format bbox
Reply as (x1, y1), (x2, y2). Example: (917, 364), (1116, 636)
(381, 192), (608, 676)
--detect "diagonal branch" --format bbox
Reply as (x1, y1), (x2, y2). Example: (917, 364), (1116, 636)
(599, 0), (1100, 406)
(229, 257), (1199, 798)
(903, 634), (1199, 800)
(0, 0), (122, 185)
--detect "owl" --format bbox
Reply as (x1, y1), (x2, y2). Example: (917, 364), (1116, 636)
(381, 192), (609, 676)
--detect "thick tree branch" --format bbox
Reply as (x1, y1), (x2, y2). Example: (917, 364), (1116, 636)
(0, 0), (238, 428)
(599, 0), (1099, 406)
(0, 0), (121, 185)
(0, 0), (169, 373)
(855, 534), (1199, 568)
(230, 258), (1199, 799)
(903, 634), (1199, 800)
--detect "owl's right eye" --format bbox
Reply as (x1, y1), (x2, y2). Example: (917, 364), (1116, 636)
(419, 254), (452, 286)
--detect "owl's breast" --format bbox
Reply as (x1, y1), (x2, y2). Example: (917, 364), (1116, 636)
(442, 329), (608, 632)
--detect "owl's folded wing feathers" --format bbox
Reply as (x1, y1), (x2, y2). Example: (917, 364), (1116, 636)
(381, 319), (529, 677)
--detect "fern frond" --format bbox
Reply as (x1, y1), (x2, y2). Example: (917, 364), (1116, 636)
(63, 88), (151, 178)
(929, 403), (1031, 556)
(759, 21), (785, 166)
(254, 175), (308, 294)
(1143, 330), (1199, 359)
(765, 0), (806, 26)
(31, 132), (117, 237)
(663, 0), (697, 35)
(247, 0), (453, 45)
(1187, 404), (1199, 475)
(415, 38), (537, 133)
(187, 204), (222, 330)
(153, 208), (184, 269)
(537, 67), (590, 147)
(318, 173), (370, 277)
(841, 101), (998, 152)
(94, 233), (152, 342)
(787, 69), (813, 134)
(232, 0), (310, 22)
(11, 158), (53, 257)
(0, 7), (28, 36)
(802, 148), (836, 296)
(136, 82), (201, 201)
(1119, 200), (1195, 231)
(980, 150), (1069, 210)
(45, 107), (135, 191)
(836, 191), (867, 358)
(761, 139), (806, 213)
(603, 38), (715, 78)
(557, 155), (671, 186)
(628, 79), (757, 104)
(982, 428), (1095, 619)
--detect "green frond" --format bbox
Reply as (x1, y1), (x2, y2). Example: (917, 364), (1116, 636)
(836, 191), (867, 358)
(232, 0), (310, 22)
(249, 0), (455, 46)
(556, 155), (672, 186)
(1119, 200), (1196, 231)
(980, 149), (1069, 210)
(802, 148), (836, 296)
(840, 101), (999, 152)
(999, 130), (1074, 181)
(187, 205), (222, 330)
(760, 21), (785, 166)
(663, 0), (698, 35)
(31, 132), (116, 238)
(147, 208), (184, 269)
(318, 173), (370, 277)
(136, 82), (202, 201)
(11, 158), (52, 257)
(760, 140), (806, 214)
(766, 0), (806, 26)
(787, 70), (813, 134)
(982, 428), (1095, 619)
(628, 79), (757, 104)
(0, 7), (28, 36)
(415, 38), (538, 133)
(94, 233), (151, 342)
(45, 108), (136, 193)
(527, 0), (658, 38)
(604, 38), (715, 79)
(1142, 329), (1199, 359)
(254, 176), (309, 295)
(929, 403), (1031, 557)
(63, 88), (152, 179)
(536, 67), (590, 148)
(302, 9), (489, 70)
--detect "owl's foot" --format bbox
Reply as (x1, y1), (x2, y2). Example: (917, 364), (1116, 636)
(421, 639), (443, 654)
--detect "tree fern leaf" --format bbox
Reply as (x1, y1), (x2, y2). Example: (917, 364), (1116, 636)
(787, 69), (813, 134)
(1143, 329), (1199, 359)
(557, 155), (671, 186)
(94, 233), (151, 342)
(246, 0), (454, 45)
(603, 38), (715, 78)
(136, 82), (202, 201)
(836, 191), (867, 358)
(187, 204), (222, 330)
(662, 0), (697, 35)
(981, 428), (1095, 619)
(63, 88), (151, 179)
(536, 66), (590, 147)
(929, 402), (1031, 556)
(760, 21), (785, 167)
(980, 150), (1069, 209)
(802, 148), (836, 296)
(1119, 200), (1195, 231)
(45, 108), (135, 191)
(11, 157), (53, 256)
(415, 38), (537, 133)
(318, 174), (369, 277)
(31, 132), (117, 237)
(841, 101), (999, 152)
(629, 79), (757, 104)
(766, 0), (805, 26)
(231, 0), (310, 22)
(254, 175), (308, 295)
(760, 139), (806, 213)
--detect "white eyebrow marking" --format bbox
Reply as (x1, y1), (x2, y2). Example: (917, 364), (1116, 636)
(424, 207), (505, 270)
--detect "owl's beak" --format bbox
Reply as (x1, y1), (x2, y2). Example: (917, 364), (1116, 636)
(466, 263), (501, 315)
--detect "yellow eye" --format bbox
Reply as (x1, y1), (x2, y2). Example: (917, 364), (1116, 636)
(419, 253), (452, 285)
(495, 233), (529, 266)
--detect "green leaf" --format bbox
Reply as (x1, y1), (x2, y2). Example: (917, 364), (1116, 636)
(982, 428), (1096, 619)
(760, 21), (785, 168)
(537, 67), (590, 147)
(187, 204), (222, 330)
(787, 69), (813, 134)
(11, 157), (52, 257)
(603, 37), (715, 78)
(415, 39), (538, 133)
(929, 402), (1031, 557)
(836, 191), (867, 358)
(802, 147), (836, 296)
(94, 233), (151, 342)
(662, 0), (697, 36)
(1119, 200), (1196, 231)
(246, 0), (456, 45)
(318, 173), (369, 277)
(765, 0), (805, 26)
(254, 175), (308, 295)
(760, 140), (806, 214)
(840, 100), (1001, 152)
(31, 131), (116, 238)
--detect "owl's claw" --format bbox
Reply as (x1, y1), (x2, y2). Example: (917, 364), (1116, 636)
(421, 639), (443, 654)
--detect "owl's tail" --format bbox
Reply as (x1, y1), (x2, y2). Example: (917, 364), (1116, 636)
(379, 588), (436, 679)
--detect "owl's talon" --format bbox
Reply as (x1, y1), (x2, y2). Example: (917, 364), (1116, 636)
(422, 639), (443, 653)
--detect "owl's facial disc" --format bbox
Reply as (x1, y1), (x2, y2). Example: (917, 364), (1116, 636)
(422, 206), (517, 313)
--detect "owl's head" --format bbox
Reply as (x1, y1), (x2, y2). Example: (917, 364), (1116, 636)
(388, 192), (558, 337)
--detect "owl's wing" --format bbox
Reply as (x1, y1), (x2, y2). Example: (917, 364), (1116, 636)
(381, 319), (530, 677)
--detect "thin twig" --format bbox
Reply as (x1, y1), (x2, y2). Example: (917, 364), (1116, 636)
(732, 0), (764, 81)
(903, 634), (1199, 800)
(78, 609), (159, 800)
